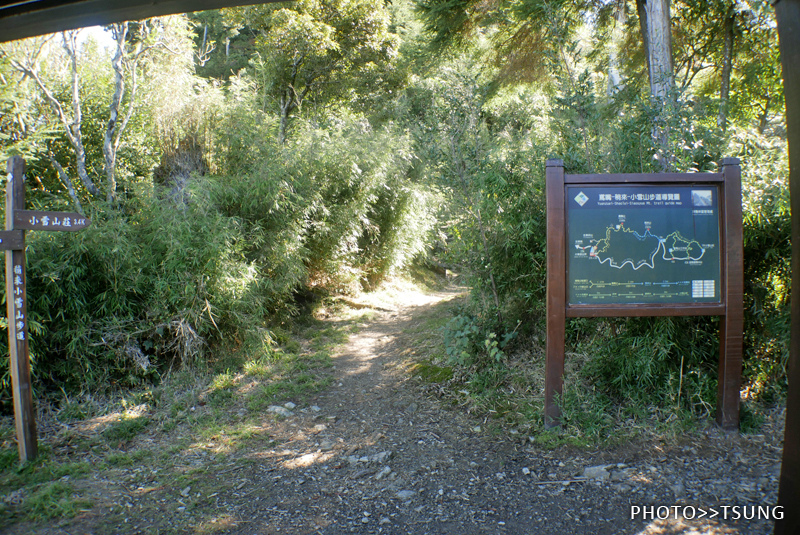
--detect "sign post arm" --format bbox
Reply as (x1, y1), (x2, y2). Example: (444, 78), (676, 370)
(5, 157), (36, 462)
(717, 158), (743, 430)
(545, 159), (566, 428)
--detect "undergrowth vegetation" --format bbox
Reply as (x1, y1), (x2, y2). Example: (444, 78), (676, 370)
(0, 113), (436, 409)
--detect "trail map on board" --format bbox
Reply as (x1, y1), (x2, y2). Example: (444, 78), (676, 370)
(566, 185), (721, 305)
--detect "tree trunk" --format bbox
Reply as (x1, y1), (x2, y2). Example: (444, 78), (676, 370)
(49, 153), (84, 214)
(104, 23), (127, 203)
(279, 93), (291, 145)
(63, 32), (102, 196)
(637, 0), (674, 170)
(644, 0), (674, 101)
(717, 4), (736, 131)
(636, 0), (651, 80)
(758, 96), (771, 134)
(607, 0), (626, 95)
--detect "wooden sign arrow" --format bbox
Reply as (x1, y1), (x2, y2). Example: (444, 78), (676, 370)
(0, 230), (24, 250)
(14, 210), (89, 231)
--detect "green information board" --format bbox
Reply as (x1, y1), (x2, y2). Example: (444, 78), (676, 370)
(566, 185), (721, 305)
(546, 159), (743, 431)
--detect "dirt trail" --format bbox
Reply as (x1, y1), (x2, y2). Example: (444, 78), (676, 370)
(208, 286), (781, 535)
(3, 285), (783, 534)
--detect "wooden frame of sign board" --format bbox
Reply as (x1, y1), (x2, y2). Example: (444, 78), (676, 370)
(544, 158), (743, 430)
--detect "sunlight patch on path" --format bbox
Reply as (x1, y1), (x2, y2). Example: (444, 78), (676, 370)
(342, 279), (466, 312)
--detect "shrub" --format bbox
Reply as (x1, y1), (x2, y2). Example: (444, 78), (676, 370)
(0, 179), (275, 405)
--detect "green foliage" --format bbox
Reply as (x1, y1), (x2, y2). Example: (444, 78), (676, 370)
(581, 317), (719, 415)
(421, 13), (789, 434)
(1, 111), (436, 407)
(188, 10), (257, 81)
(0, 0), (790, 441)
(212, 76), (280, 174)
(410, 58), (549, 326)
(212, 110), (436, 293)
(441, 312), (515, 380)
(734, 128), (791, 400)
(0, 178), (282, 404)
(226, 0), (400, 142)
(442, 313), (481, 367)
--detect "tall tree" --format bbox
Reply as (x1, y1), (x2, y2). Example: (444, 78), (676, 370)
(187, 10), (256, 80)
(226, 0), (399, 144)
(669, 0), (740, 130)
(731, 6), (783, 134)
(607, 0), (626, 95)
(633, 0), (675, 169)
(3, 33), (102, 206)
(104, 21), (161, 202)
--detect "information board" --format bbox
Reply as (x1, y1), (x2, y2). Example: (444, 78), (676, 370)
(545, 158), (743, 431)
(566, 185), (721, 305)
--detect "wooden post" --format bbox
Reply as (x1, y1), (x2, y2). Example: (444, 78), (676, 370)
(5, 156), (36, 462)
(774, 1), (800, 532)
(717, 158), (743, 430)
(3, 157), (89, 463)
(545, 159), (566, 428)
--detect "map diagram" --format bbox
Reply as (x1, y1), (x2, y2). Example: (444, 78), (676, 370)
(566, 186), (721, 305)
(576, 223), (705, 271)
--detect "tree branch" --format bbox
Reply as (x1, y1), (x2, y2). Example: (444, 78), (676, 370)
(48, 153), (85, 215)
(7, 34), (101, 197)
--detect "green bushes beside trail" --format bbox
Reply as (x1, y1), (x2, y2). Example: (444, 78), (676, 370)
(0, 117), (436, 407)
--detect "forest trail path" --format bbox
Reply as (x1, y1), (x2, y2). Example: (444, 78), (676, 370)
(2, 283), (781, 534)
(204, 284), (780, 535)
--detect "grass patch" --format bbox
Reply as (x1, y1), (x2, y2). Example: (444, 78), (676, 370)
(26, 480), (92, 520)
(739, 401), (767, 433)
(105, 449), (152, 468)
(239, 319), (342, 411)
(308, 325), (350, 351)
(57, 400), (93, 422)
(411, 361), (454, 383)
(103, 415), (150, 445)
(246, 373), (333, 412)
(0, 447), (19, 471)
(207, 371), (239, 407)
(0, 452), (94, 524)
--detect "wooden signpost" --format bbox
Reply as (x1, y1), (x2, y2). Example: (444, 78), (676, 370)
(545, 158), (743, 430)
(5, 156), (90, 462)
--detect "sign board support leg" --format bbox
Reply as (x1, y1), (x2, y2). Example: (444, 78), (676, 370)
(5, 156), (36, 462)
(545, 159), (566, 428)
(717, 158), (743, 431)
